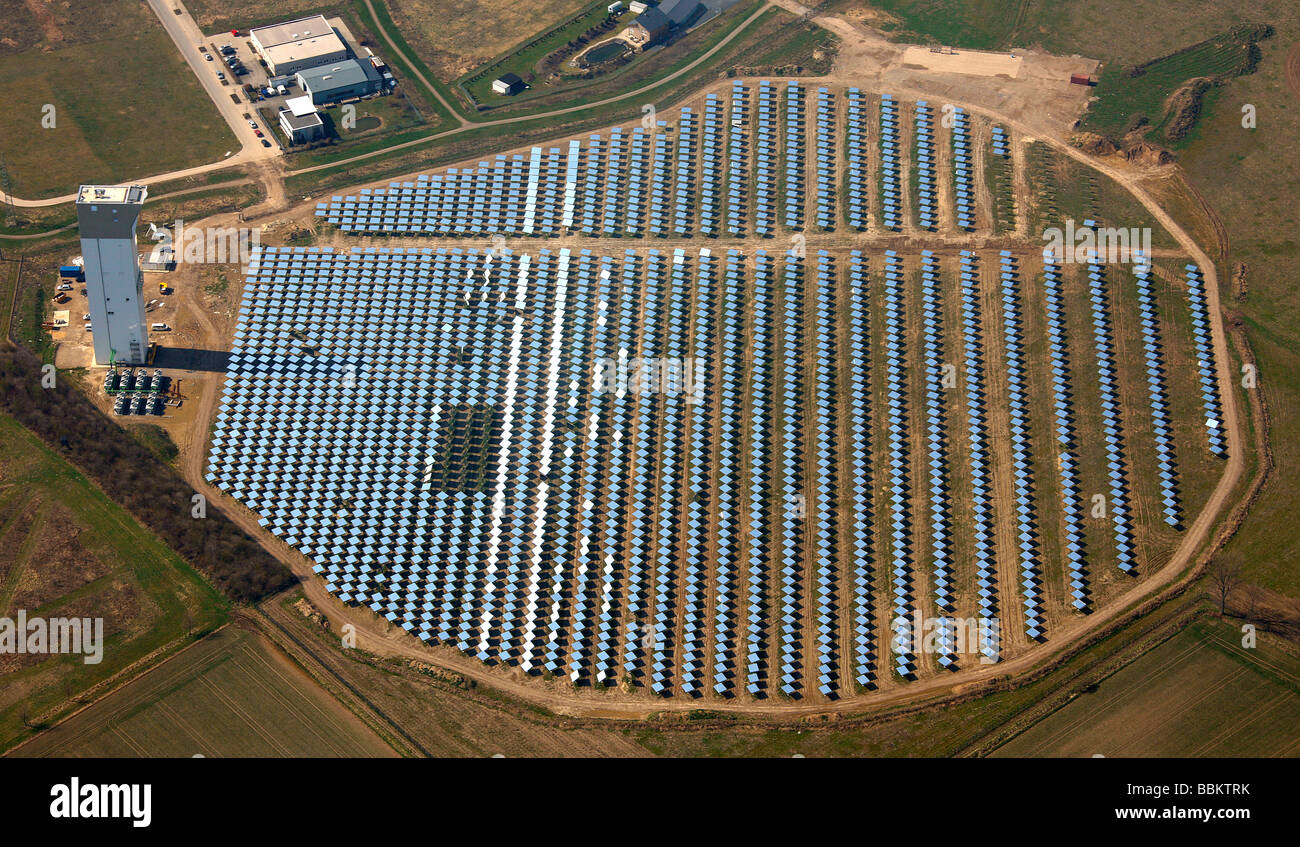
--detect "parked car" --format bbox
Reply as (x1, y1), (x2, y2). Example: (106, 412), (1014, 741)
(205, 53), (214, 61)
(254, 129), (263, 137)
(261, 139), (272, 147)
(248, 119), (258, 128)
(233, 66), (249, 75)
(216, 71), (225, 80)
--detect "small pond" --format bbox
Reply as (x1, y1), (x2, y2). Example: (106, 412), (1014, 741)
(585, 40), (629, 64)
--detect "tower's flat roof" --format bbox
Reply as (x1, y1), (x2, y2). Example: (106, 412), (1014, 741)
(77, 185), (146, 205)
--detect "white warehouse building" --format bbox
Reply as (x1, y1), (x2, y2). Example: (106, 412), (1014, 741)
(249, 15), (349, 76)
(76, 185), (149, 365)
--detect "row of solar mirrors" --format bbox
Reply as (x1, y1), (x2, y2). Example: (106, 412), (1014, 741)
(316, 85), (1001, 238)
(210, 245), (1221, 699)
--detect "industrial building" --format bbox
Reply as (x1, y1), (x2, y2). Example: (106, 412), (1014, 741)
(630, 0), (700, 44)
(296, 59), (382, 105)
(279, 95), (326, 144)
(630, 8), (669, 42)
(661, 0), (703, 27)
(249, 15), (349, 76)
(76, 185), (149, 365)
(492, 72), (525, 96)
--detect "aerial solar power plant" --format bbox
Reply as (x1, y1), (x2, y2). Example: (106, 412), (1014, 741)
(207, 81), (1228, 703)
(8, 1), (1298, 781)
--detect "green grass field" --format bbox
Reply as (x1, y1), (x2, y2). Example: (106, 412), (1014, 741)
(0, 0), (237, 199)
(321, 93), (425, 140)
(825, 0), (1032, 49)
(460, 2), (624, 103)
(991, 619), (1300, 756)
(1079, 28), (1265, 143)
(1143, 0), (1300, 595)
(9, 626), (397, 757)
(0, 413), (229, 752)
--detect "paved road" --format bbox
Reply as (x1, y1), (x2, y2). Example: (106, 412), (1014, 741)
(144, 0), (275, 166)
(1, 0), (275, 208)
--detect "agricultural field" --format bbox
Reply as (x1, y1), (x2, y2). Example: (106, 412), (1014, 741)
(991, 619), (1300, 757)
(9, 625), (397, 757)
(0, 413), (228, 752)
(185, 0), (334, 33)
(0, 0), (236, 199)
(388, 0), (592, 82)
(209, 80), (1231, 709)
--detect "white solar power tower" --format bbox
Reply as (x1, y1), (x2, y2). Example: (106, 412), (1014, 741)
(76, 184), (149, 365)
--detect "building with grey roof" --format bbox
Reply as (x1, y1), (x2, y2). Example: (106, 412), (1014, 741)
(295, 60), (382, 105)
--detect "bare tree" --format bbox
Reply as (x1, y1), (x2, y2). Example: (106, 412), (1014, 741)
(1207, 556), (1244, 616)
(1241, 584), (1264, 623)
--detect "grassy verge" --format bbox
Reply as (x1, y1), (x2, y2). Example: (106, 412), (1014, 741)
(350, 0), (462, 125)
(0, 412), (230, 751)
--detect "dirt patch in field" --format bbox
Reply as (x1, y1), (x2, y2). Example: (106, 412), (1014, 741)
(0, 495), (40, 596)
(387, 0), (590, 82)
(0, 579), (147, 675)
(1286, 41), (1300, 98)
(8, 502), (114, 612)
(23, 0), (66, 48)
(839, 6), (902, 30)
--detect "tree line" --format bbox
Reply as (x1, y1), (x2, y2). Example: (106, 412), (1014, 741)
(0, 345), (296, 603)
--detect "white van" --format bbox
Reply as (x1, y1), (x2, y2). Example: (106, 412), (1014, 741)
(277, 84), (288, 96)
(151, 322), (171, 331)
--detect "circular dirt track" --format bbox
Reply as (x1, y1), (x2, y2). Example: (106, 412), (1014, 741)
(1285, 41), (1300, 99)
